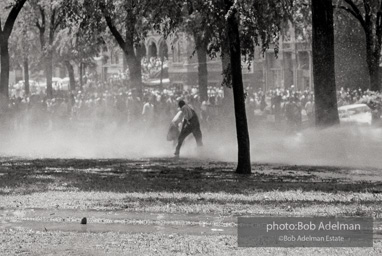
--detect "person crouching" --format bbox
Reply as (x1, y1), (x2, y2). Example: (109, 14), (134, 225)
(172, 100), (203, 157)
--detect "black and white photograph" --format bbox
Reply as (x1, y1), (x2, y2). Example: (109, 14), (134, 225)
(0, 0), (382, 255)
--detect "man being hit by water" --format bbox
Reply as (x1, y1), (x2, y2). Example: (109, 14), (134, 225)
(172, 100), (203, 158)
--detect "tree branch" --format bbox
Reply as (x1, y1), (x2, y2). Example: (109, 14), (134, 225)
(337, 4), (366, 30)
(99, 0), (127, 54)
(36, 21), (41, 30)
(36, 6), (45, 32)
(140, 0), (154, 18)
(363, 0), (371, 25)
(54, 10), (64, 32)
(3, 0), (28, 38)
(343, 0), (366, 23)
(51, 7), (56, 30)
(40, 6), (45, 25)
(363, 0), (371, 17)
(376, 1), (382, 48)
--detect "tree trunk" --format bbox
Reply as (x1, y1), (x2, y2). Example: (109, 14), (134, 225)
(83, 63), (87, 84)
(225, 0), (251, 174)
(369, 66), (380, 92)
(123, 54), (127, 72)
(220, 39), (235, 134)
(45, 50), (53, 98)
(221, 40), (234, 116)
(195, 36), (208, 102)
(312, 0), (339, 127)
(100, 2), (143, 97)
(124, 41), (143, 97)
(0, 0), (27, 100)
(365, 30), (379, 91)
(369, 56), (382, 122)
(160, 51), (164, 86)
(65, 60), (76, 91)
(122, 54), (129, 87)
(0, 40), (10, 100)
(368, 55), (380, 92)
(23, 56), (30, 96)
(79, 62), (83, 87)
(126, 55), (143, 97)
(46, 10), (57, 99)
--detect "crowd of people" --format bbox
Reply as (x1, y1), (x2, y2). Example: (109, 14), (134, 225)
(141, 57), (169, 80)
(245, 86), (380, 129)
(0, 79), (379, 135)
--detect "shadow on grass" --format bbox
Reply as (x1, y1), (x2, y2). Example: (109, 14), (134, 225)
(0, 158), (382, 195)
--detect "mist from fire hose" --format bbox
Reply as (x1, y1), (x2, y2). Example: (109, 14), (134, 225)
(1, 116), (382, 169)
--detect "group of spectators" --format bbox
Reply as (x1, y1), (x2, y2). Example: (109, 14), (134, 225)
(0, 79), (379, 134)
(245, 86), (314, 130)
(97, 57), (169, 84)
(245, 86), (379, 130)
(141, 57), (169, 80)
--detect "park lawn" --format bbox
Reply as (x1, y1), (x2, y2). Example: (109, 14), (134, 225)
(1, 229), (382, 256)
(1, 158), (382, 255)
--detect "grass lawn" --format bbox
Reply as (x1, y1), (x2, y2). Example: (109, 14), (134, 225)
(0, 157), (382, 255)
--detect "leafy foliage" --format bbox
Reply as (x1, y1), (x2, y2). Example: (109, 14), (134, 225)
(8, 3), (41, 71)
(55, 0), (104, 67)
(292, 0), (311, 42)
(360, 91), (382, 110)
(187, 0), (292, 85)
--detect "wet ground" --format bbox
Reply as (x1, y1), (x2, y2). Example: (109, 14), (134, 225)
(1, 157), (382, 255)
(0, 208), (235, 236)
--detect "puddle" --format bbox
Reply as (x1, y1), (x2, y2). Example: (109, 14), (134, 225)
(0, 208), (235, 226)
(2, 220), (234, 235)
(1, 208), (382, 239)
(0, 208), (236, 236)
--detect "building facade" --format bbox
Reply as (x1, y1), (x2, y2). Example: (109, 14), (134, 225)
(99, 23), (312, 92)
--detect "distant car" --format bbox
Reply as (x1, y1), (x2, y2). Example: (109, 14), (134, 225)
(60, 77), (71, 90)
(11, 80), (43, 96)
(13, 80), (40, 89)
(338, 104), (372, 125)
(39, 77), (68, 91)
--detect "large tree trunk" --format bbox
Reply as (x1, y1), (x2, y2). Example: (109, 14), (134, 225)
(127, 56), (143, 97)
(195, 36), (208, 102)
(369, 54), (382, 123)
(0, 0), (27, 100)
(23, 56), (30, 96)
(225, 0), (251, 174)
(45, 50), (53, 98)
(100, 2), (143, 98)
(160, 44), (166, 86)
(124, 42), (143, 97)
(221, 40), (234, 116)
(365, 29), (380, 91)
(79, 62), (83, 87)
(364, 13), (382, 92)
(122, 54), (129, 87)
(64, 60), (76, 91)
(312, 0), (339, 127)
(369, 63), (380, 92)
(160, 54), (164, 86)
(366, 41), (381, 92)
(220, 39), (235, 135)
(123, 54), (127, 72)
(45, 11), (57, 99)
(0, 40), (10, 100)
